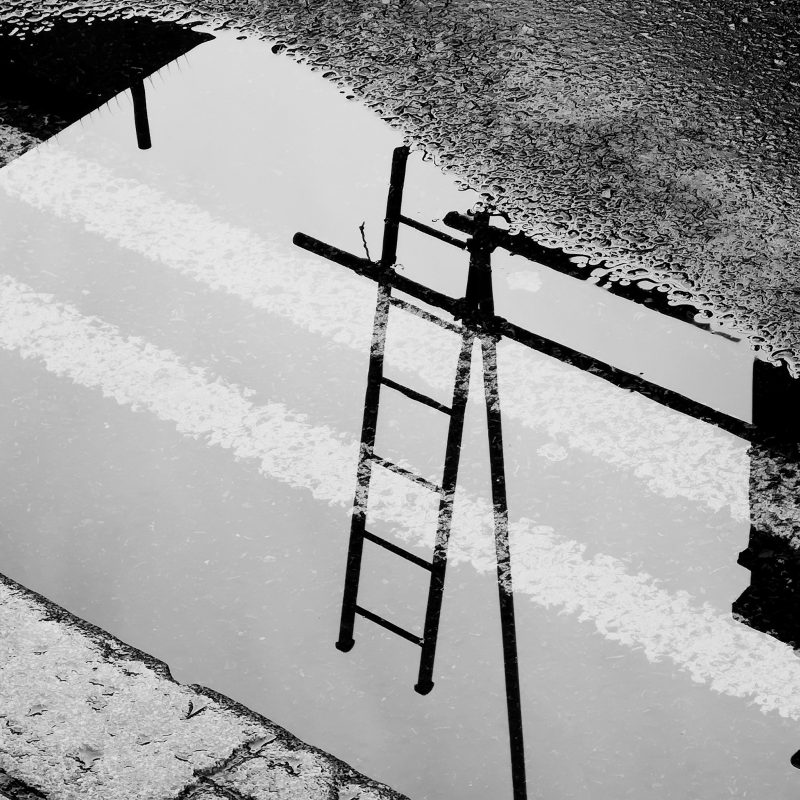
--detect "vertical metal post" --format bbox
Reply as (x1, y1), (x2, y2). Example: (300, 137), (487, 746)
(130, 79), (152, 150)
(481, 331), (527, 800)
(380, 146), (410, 267)
(464, 211), (495, 317)
(752, 357), (800, 442)
(415, 327), (475, 694)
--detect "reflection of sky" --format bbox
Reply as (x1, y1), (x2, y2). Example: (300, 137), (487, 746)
(0, 30), (797, 800)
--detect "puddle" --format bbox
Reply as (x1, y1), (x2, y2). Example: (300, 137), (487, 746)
(0, 18), (799, 800)
(0, 17), (212, 149)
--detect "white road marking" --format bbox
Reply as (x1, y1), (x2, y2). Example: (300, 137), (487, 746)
(0, 272), (794, 721)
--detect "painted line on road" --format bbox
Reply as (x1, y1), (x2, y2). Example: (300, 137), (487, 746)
(0, 272), (794, 721)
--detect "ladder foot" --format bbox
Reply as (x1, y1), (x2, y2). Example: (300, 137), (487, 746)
(414, 680), (435, 695)
(336, 638), (355, 652)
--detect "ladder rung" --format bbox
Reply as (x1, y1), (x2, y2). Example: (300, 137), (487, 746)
(364, 530), (433, 570)
(355, 605), (423, 646)
(371, 454), (442, 493)
(389, 295), (462, 333)
(398, 213), (468, 250)
(382, 377), (452, 414)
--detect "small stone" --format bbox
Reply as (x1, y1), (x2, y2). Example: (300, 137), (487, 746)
(75, 744), (103, 769)
(247, 734), (277, 753)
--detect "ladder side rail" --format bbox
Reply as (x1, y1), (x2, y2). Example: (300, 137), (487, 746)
(336, 282), (393, 652)
(414, 327), (475, 695)
(337, 145), (410, 652)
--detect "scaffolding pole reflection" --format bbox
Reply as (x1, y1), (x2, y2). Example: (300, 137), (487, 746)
(130, 79), (152, 150)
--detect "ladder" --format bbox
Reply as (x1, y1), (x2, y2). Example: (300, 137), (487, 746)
(334, 145), (519, 693)
(313, 145), (526, 800)
(333, 147), (474, 694)
(335, 277), (475, 696)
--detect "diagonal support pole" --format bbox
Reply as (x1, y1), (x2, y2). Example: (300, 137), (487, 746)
(481, 331), (527, 800)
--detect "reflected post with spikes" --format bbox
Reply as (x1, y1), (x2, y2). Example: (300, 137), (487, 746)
(130, 77), (151, 150)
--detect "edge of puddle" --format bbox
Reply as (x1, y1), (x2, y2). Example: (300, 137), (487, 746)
(0, 570), (409, 800)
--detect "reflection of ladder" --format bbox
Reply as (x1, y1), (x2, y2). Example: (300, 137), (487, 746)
(335, 146), (509, 697)
(130, 76), (151, 150)
(334, 147), (474, 694)
(335, 275), (475, 695)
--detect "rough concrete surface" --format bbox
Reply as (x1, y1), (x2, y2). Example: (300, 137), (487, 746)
(3, 0), (800, 377)
(0, 573), (408, 800)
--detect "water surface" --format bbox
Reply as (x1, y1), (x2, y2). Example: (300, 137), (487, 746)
(0, 25), (797, 800)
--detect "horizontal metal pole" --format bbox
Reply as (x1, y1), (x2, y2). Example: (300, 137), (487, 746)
(294, 231), (463, 316)
(293, 232), (375, 274)
(492, 316), (752, 440)
(293, 230), (755, 441)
